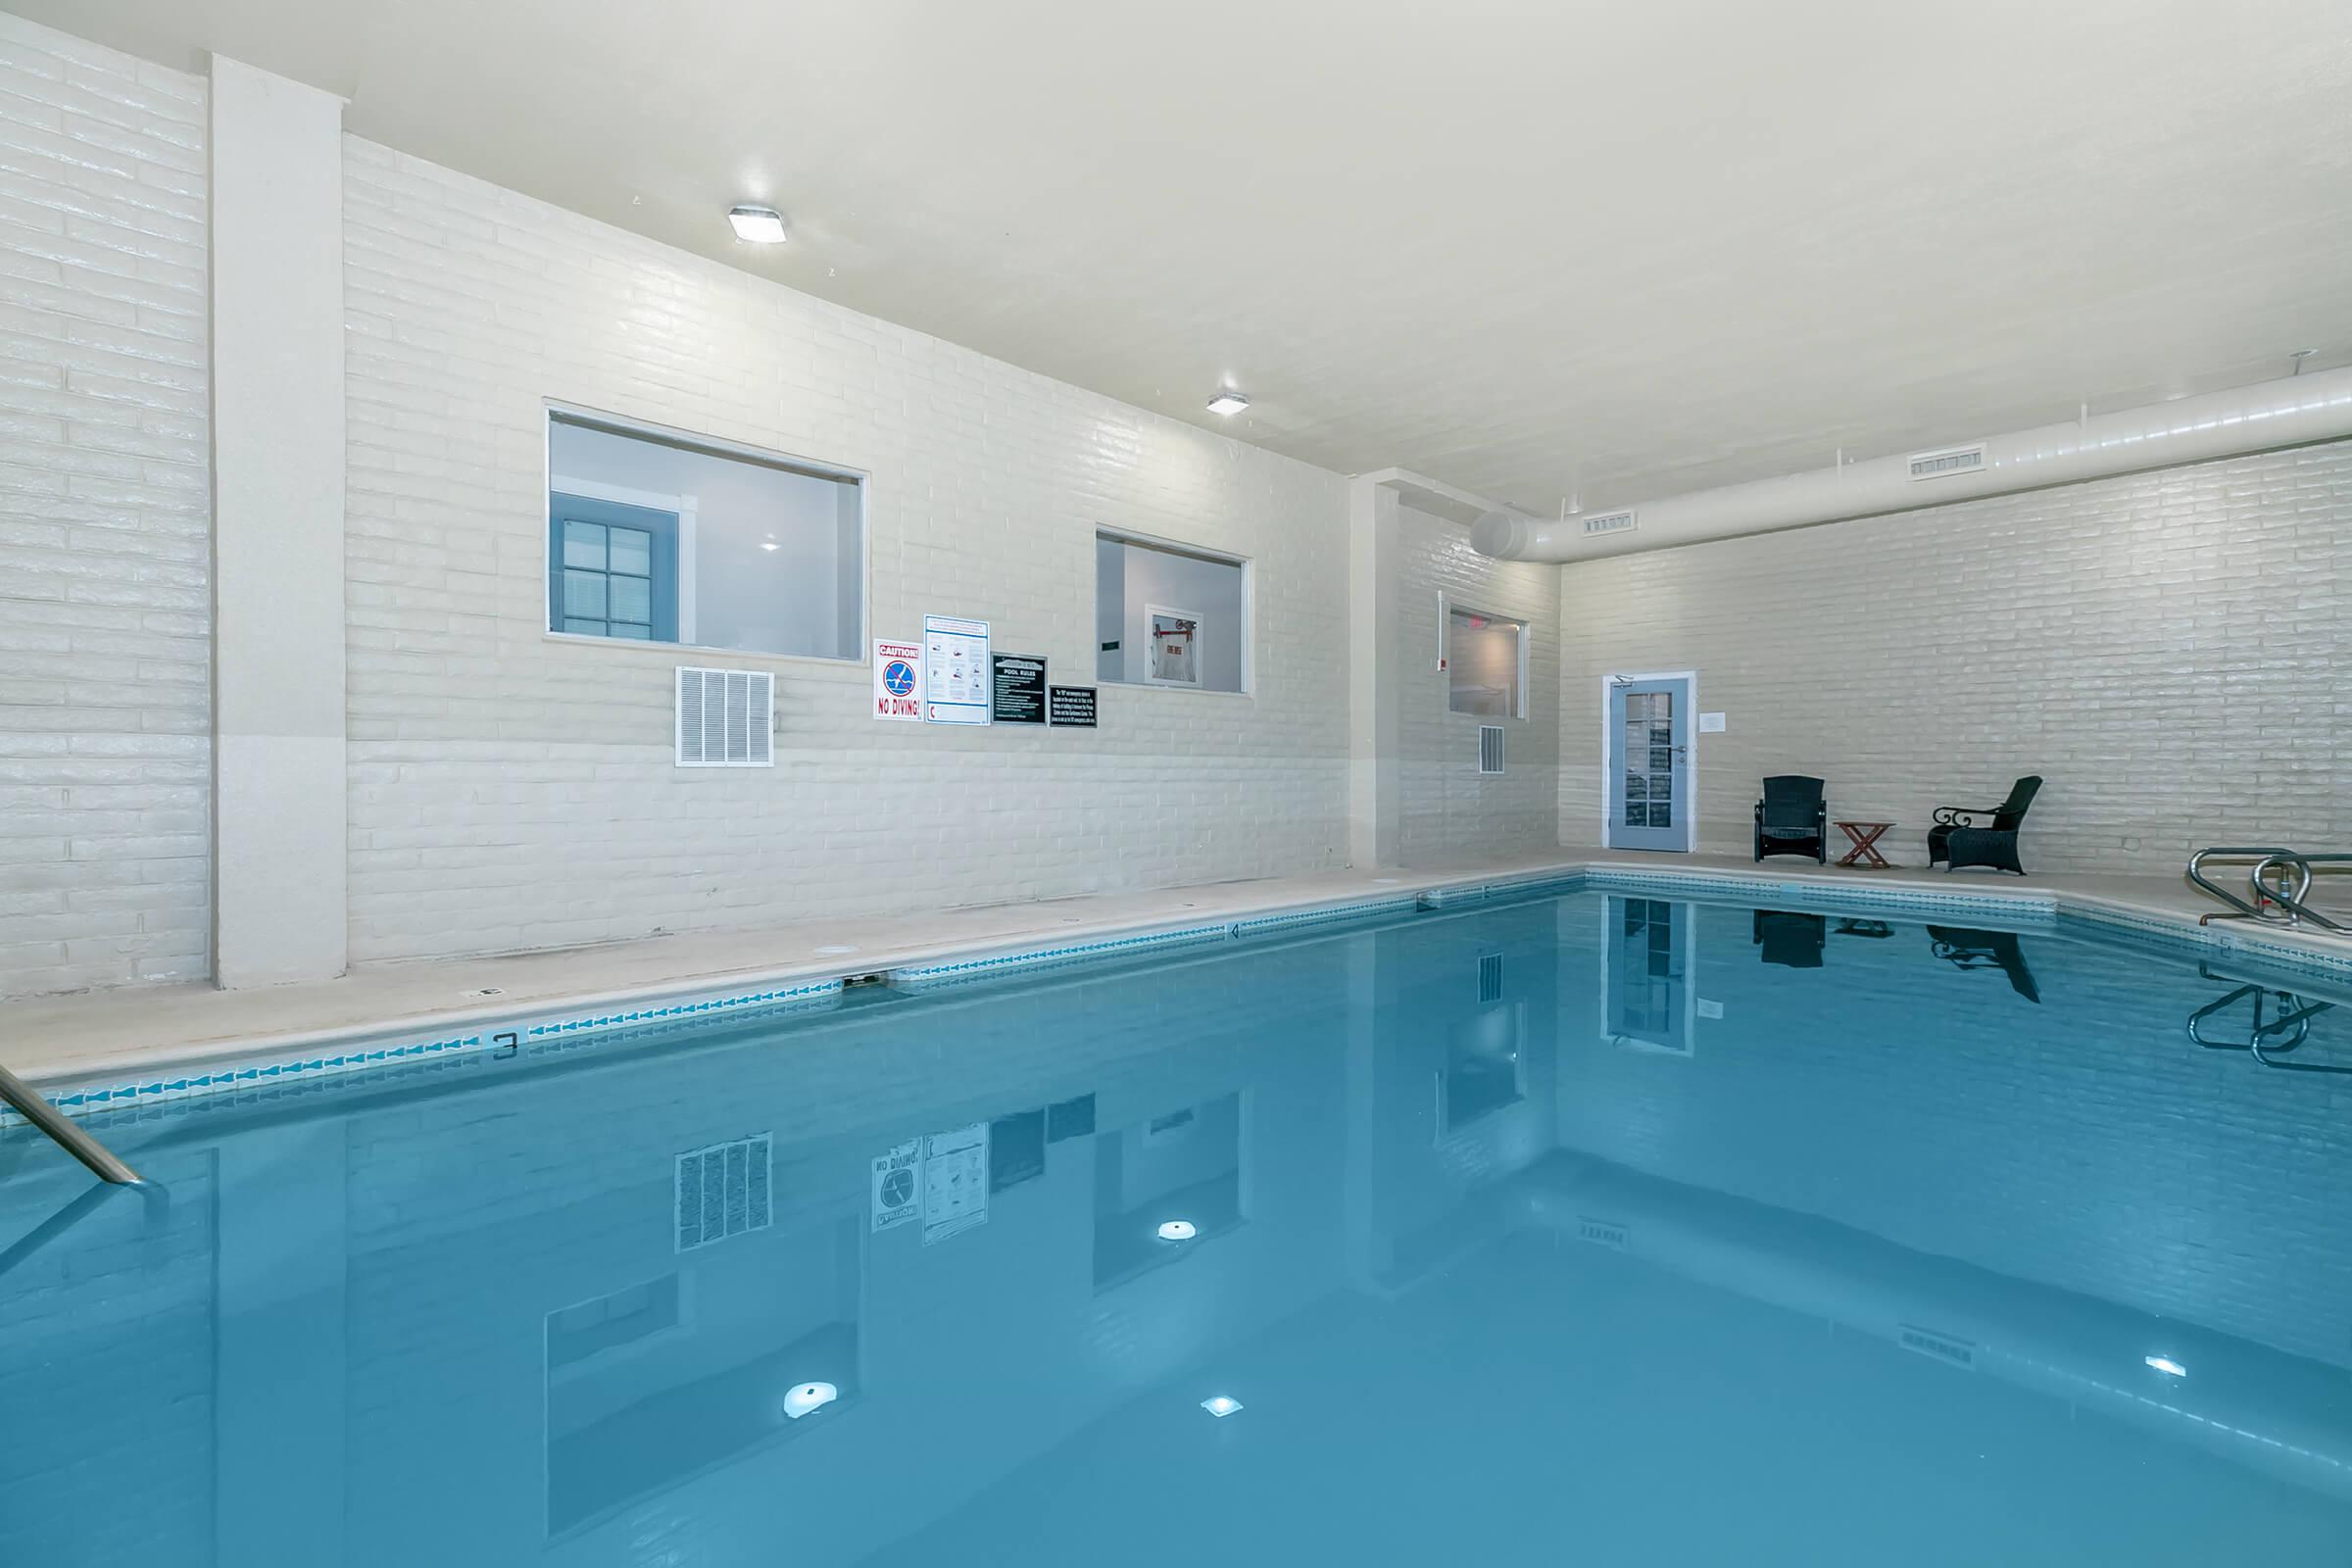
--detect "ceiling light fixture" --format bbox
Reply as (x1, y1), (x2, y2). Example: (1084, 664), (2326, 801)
(1200, 1396), (1244, 1418)
(1157, 1220), (1198, 1242)
(727, 205), (789, 244)
(2144, 1355), (2187, 1378)
(1205, 391), (1250, 416)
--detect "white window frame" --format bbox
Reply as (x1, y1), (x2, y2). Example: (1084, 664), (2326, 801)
(541, 402), (869, 666)
(549, 475), (700, 645)
(1094, 527), (1253, 697)
(1443, 594), (1530, 720)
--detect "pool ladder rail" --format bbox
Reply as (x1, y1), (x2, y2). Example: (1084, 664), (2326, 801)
(2187, 961), (2345, 1074)
(2186, 847), (2350, 933)
(0, 1059), (145, 1186)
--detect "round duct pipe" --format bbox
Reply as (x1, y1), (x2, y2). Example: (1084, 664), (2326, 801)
(1473, 365), (2352, 563)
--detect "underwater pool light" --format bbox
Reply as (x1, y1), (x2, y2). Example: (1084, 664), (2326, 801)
(1200, 1395), (1244, 1418)
(1157, 1220), (1198, 1242)
(782, 1381), (839, 1419)
(2144, 1356), (2187, 1378)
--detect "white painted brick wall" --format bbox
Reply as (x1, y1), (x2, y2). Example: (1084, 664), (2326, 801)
(1396, 503), (1562, 863)
(1558, 440), (2352, 873)
(341, 139), (1352, 963)
(0, 19), (210, 998)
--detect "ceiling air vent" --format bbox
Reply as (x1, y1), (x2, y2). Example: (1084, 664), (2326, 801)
(676, 1133), (772, 1252)
(676, 666), (774, 767)
(1581, 509), (1638, 537)
(1478, 725), (1505, 775)
(1907, 443), (1986, 481)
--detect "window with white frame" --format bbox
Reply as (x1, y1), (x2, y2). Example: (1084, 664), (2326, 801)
(1446, 603), (1526, 718)
(1094, 532), (1247, 693)
(547, 412), (864, 661)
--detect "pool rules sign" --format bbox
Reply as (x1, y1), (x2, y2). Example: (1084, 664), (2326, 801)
(872, 639), (923, 721)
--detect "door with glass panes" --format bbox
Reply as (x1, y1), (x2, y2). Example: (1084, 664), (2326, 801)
(1605, 675), (1692, 851)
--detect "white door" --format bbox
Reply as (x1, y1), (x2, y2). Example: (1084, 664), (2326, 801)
(1605, 673), (1694, 852)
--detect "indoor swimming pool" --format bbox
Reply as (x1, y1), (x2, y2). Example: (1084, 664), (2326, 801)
(5, 887), (2352, 1566)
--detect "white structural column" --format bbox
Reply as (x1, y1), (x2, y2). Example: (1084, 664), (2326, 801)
(1347, 474), (1400, 867)
(208, 57), (349, 987)
(1349, 467), (1521, 868)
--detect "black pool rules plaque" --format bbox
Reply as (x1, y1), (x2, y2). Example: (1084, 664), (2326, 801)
(991, 654), (1048, 724)
(1049, 685), (1098, 727)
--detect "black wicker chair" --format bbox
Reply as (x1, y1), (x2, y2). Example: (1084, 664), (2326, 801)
(1753, 775), (1827, 863)
(1928, 776), (2042, 875)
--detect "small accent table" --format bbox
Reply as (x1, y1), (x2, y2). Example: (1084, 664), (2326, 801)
(1836, 820), (1895, 869)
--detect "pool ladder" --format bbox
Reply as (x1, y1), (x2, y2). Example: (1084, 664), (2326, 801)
(2187, 962), (2342, 1072)
(2186, 847), (2350, 933)
(0, 1060), (144, 1185)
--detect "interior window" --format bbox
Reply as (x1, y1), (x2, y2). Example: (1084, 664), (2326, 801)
(1446, 603), (1525, 718)
(1095, 532), (1247, 692)
(547, 413), (863, 661)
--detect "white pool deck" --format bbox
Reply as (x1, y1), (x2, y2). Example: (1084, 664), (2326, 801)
(6, 848), (2349, 1089)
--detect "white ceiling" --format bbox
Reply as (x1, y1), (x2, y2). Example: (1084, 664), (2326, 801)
(33, 0), (2352, 511)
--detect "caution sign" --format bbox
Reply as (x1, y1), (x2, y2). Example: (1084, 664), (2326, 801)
(872, 639), (923, 722)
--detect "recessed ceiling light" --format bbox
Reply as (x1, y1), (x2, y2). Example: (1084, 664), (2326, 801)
(760, 539), (780, 551)
(2144, 1355), (2187, 1378)
(1157, 1220), (1198, 1242)
(1200, 1395), (1244, 1418)
(1205, 391), (1250, 416)
(728, 205), (789, 244)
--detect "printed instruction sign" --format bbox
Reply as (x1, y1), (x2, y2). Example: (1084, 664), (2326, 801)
(921, 1121), (990, 1245)
(1049, 685), (1098, 727)
(991, 653), (1048, 724)
(923, 614), (992, 725)
(870, 1139), (920, 1231)
(872, 640), (924, 722)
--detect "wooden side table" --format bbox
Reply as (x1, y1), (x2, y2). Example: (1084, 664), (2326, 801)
(1836, 820), (1895, 868)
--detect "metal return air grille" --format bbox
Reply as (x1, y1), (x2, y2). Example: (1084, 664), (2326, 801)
(676, 666), (773, 766)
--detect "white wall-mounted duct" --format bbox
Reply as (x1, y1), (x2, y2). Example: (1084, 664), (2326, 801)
(1471, 366), (2352, 563)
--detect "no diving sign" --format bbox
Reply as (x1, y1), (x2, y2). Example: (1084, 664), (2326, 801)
(871, 1139), (919, 1231)
(872, 639), (923, 722)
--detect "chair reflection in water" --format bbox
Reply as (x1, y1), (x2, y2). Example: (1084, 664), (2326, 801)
(1927, 926), (2041, 1004)
(1752, 909), (1826, 969)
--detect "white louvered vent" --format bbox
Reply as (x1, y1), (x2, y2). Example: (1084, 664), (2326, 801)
(1478, 725), (1505, 775)
(1907, 443), (1986, 481)
(1581, 509), (1638, 536)
(675, 1133), (772, 1251)
(1897, 1323), (1978, 1370)
(1477, 952), (1503, 1004)
(676, 666), (774, 767)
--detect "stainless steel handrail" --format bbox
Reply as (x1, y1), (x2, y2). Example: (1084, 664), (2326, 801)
(0, 1062), (144, 1185)
(2187, 846), (2349, 932)
(2251, 853), (2352, 933)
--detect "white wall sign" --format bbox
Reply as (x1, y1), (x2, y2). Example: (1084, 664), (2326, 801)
(922, 1122), (990, 1245)
(871, 1138), (920, 1231)
(872, 639), (924, 721)
(923, 614), (992, 724)
(1698, 711), (1727, 733)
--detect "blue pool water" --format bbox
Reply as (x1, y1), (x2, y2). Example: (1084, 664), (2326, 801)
(6, 889), (2352, 1566)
